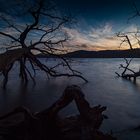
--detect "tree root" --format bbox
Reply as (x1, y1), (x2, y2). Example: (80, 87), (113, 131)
(0, 85), (116, 140)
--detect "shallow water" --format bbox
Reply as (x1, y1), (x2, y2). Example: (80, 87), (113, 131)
(1, 58), (140, 139)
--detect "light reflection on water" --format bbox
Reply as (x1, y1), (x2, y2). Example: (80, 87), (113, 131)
(1, 58), (140, 136)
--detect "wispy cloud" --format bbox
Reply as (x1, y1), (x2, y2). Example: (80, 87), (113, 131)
(63, 23), (122, 51)
(0, 17), (139, 52)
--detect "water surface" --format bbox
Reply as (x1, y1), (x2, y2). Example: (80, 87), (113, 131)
(1, 58), (140, 139)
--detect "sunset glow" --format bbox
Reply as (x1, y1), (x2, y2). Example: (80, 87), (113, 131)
(0, 0), (140, 52)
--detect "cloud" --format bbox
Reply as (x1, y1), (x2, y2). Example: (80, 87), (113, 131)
(89, 24), (112, 38)
(63, 23), (121, 51)
(63, 23), (140, 51)
(123, 24), (138, 33)
(0, 17), (139, 52)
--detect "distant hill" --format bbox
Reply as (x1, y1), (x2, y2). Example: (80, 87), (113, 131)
(37, 49), (140, 58)
(62, 49), (140, 58)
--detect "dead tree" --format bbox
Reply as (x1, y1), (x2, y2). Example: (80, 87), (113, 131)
(117, 32), (133, 50)
(116, 7), (140, 82)
(0, 0), (87, 88)
(0, 85), (116, 140)
(115, 58), (139, 82)
(116, 28), (140, 82)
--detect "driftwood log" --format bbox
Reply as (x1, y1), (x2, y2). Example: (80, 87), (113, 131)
(0, 85), (116, 140)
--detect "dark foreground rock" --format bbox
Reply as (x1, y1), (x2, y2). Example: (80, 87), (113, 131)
(0, 85), (116, 140)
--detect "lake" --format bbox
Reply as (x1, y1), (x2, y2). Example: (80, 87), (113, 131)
(1, 58), (140, 139)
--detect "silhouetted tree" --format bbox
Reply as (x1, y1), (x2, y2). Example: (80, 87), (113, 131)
(115, 3), (140, 82)
(116, 32), (133, 50)
(0, 85), (115, 140)
(0, 0), (87, 88)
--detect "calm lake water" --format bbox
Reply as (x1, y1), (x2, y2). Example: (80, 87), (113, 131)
(1, 58), (140, 139)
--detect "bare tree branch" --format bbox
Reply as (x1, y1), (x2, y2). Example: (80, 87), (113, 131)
(128, 2), (140, 22)
(0, 32), (19, 42)
(0, 0), (87, 88)
(117, 32), (133, 50)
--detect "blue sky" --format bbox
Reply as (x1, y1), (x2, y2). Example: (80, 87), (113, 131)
(0, 0), (140, 51)
(54, 0), (138, 25)
(54, 0), (140, 50)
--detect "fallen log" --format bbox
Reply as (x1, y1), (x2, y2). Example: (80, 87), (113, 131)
(115, 58), (140, 82)
(0, 48), (88, 89)
(0, 85), (116, 140)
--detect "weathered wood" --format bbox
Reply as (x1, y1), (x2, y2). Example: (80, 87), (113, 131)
(116, 58), (140, 82)
(0, 48), (31, 88)
(0, 85), (116, 140)
(0, 48), (29, 72)
(0, 46), (88, 89)
(0, 0), (88, 88)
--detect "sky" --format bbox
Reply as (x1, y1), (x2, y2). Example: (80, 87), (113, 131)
(54, 0), (140, 51)
(0, 0), (140, 51)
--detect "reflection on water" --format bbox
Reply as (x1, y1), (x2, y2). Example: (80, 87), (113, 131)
(1, 58), (140, 136)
